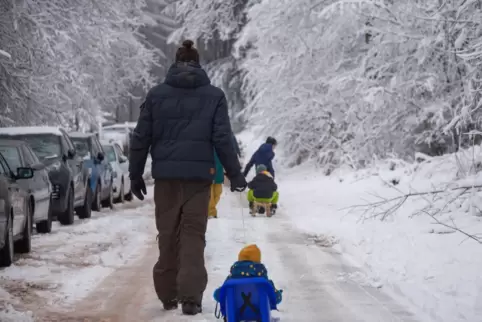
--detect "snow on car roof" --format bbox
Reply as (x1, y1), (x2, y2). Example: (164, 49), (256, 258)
(103, 123), (135, 130)
(69, 132), (95, 138)
(0, 126), (63, 136)
(103, 125), (125, 129)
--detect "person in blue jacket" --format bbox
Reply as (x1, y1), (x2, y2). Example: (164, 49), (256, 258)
(243, 137), (277, 178)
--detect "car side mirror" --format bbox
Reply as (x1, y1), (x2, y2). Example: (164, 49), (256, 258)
(97, 152), (104, 162)
(119, 156), (128, 163)
(16, 167), (34, 179)
(67, 149), (76, 159)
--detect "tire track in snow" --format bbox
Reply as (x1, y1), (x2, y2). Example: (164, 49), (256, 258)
(34, 187), (419, 321)
(247, 214), (351, 320)
(237, 194), (420, 321)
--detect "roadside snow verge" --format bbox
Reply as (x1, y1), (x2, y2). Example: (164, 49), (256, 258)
(0, 304), (34, 322)
(279, 148), (482, 322)
(0, 188), (154, 317)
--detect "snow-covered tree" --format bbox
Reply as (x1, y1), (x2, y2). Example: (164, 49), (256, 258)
(163, 0), (249, 130)
(0, 0), (158, 129)
(236, 0), (482, 170)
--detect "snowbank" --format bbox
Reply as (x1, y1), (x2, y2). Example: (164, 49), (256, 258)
(0, 188), (154, 317)
(0, 288), (34, 322)
(0, 304), (34, 322)
(277, 147), (482, 322)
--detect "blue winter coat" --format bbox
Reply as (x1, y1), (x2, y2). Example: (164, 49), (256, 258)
(243, 143), (275, 178)
(214, 260), (282, 304)
(129, 62), (242, 181)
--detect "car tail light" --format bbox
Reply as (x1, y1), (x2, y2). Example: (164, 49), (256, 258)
(51, 184), (60, 199)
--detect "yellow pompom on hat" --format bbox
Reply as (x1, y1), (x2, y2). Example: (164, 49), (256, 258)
(238, 244), (261, 263)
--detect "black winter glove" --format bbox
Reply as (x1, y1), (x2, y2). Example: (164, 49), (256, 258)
(131, 177), (147, 200)
(230, 173), (247, 192)
(242, 168), (248, 177)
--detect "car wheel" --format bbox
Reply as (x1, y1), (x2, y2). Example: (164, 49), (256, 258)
(92, 182), (101, 211)
(15, 203), (32, 253)
(115, 182), (125, 204)
(36, 198), (53, 234)
(76, 186), (93, 219)
(125, 185), (133, 202)
(102, 182), (114, 209)
(59, 188), (75, 225)
(0, 215), (14, 267)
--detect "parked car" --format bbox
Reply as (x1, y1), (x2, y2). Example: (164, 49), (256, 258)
(101, 140), (132, 203)
(69, 132), (114, 210)
(0, 151), (36, 267)
(0, 127), (91, 225)
(0, 139), (53, 233)
(100, 123), (134, 156)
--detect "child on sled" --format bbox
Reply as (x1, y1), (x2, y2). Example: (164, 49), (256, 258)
(247, 164), (279, 216)
(214, 244), (283, 304)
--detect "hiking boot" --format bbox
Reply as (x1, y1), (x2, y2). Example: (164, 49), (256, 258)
(182, 302), (202, 315)
(258, 206), (265, 214)
(163, 299), (178, 311)
(271, 204), (277, 215)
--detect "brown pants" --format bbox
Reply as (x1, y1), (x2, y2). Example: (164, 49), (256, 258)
(153, 179), (211, 305)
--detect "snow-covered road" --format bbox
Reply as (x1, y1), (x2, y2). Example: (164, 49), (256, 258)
(0, 193), (154, 321)
(4, 184), (421, 321)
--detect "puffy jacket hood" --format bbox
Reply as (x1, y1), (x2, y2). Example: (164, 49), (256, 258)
(164, 62), (211, 89)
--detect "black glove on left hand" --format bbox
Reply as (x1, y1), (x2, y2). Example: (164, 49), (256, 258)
(131, 177), (147, 200)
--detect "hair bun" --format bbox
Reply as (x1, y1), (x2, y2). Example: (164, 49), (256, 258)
(182, 40), (194, 49)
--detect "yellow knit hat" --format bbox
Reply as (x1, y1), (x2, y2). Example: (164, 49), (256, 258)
(238, 244), (261, 263)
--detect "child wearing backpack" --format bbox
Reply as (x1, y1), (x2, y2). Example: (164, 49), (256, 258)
(247, 164), (279, 215)
(214, 244), (283, 304)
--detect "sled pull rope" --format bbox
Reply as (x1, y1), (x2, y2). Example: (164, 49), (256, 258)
(239, 192), (247, 243)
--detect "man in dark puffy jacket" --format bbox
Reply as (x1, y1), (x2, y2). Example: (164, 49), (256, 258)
(232, 133), (241, 157)
(243, 137), (277, 178)
(128, 39), (247, 316)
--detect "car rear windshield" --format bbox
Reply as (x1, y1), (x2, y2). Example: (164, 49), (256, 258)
(102, 145), (116, 162)
(71, 137), (91, 158)
(0, 145), (21, 170)
(0, 134), (61, 161)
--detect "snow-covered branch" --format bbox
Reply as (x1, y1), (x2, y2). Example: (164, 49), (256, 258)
(234, 0), (482, 169)
(0, 0), (158, 128)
